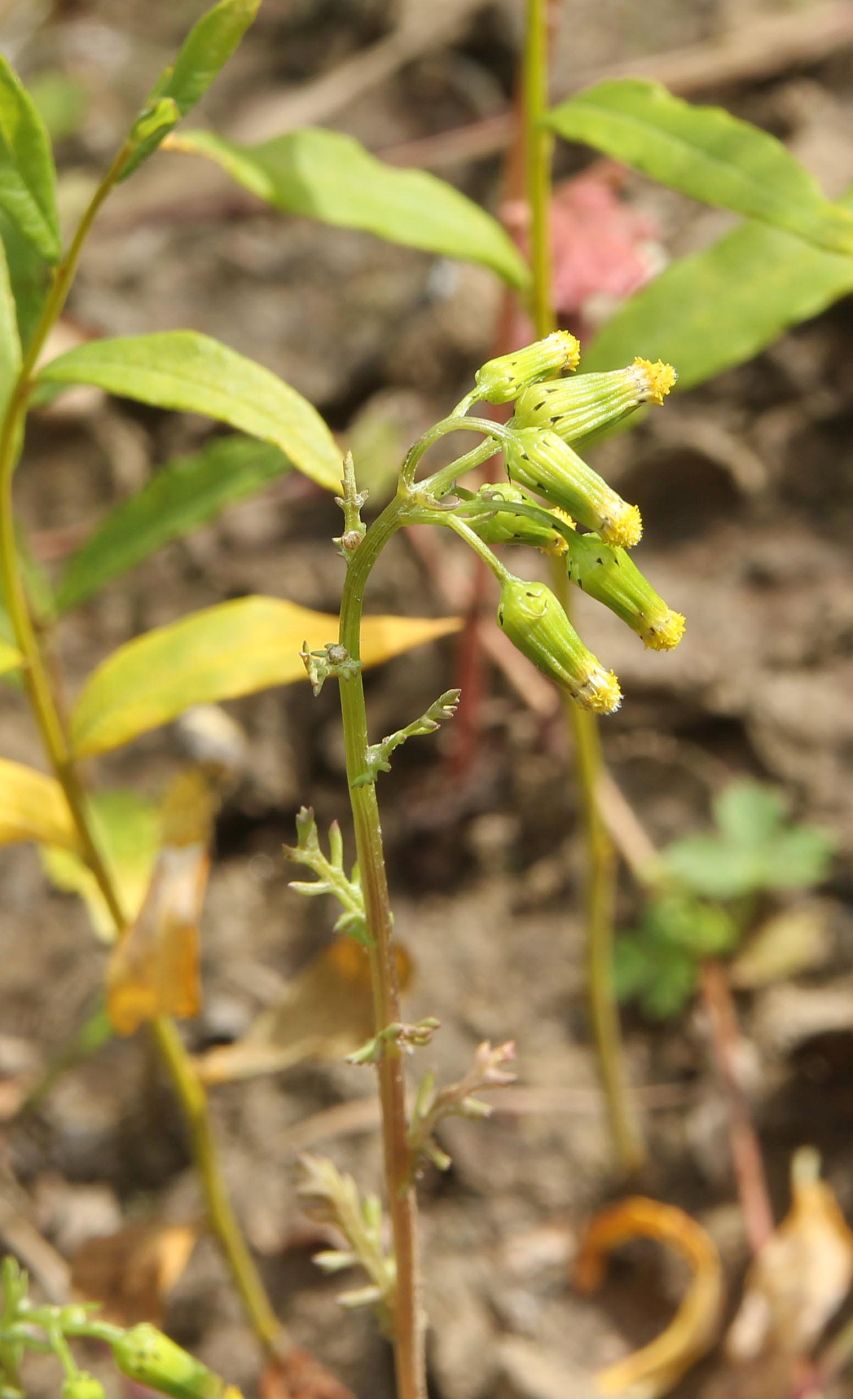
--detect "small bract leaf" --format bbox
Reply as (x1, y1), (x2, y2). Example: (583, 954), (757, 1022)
(0, 759), (79, 852)
(169, 127), (529, 288)
(41, 790), (160, 941)
(584, 190), (853, 388)
(119, 0), (261, 180)
(56, 435), (292, 613)
(727, 1149), (853, 1361)
(575, 1196), (724, 1397)
(0, 56), (60, 259)
(69, 596), (461, 757)
(38, 331), (342, 491)
(548, 79), (853, 255)
(196, 940), (412, 1084)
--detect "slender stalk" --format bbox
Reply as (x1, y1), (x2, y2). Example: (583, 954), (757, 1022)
(523, 0), (644, 1171)
(0, 150), (282, 1354)
(338, 499), (427, 1399)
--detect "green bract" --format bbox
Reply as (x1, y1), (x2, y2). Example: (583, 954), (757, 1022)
(458, 482), (567, 552)
(505, 426), (642, 547)
(473, 330), (580, 404)
(496, 577), (621, 714)
(565, 530), (685, 650)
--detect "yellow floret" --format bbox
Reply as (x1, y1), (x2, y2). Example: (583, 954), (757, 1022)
(642, 609), (686, 651)
(580, 667), (623, 714)
(633, 357), (677, 406)
(601, 502), (643, 549)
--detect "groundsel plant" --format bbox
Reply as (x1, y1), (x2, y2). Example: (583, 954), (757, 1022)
(291, 329), (682, 1397)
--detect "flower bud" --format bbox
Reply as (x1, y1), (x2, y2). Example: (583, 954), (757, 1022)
(566, 531), (685, 651)
(62, 1376), (106, 1399)
(497, 577), (621, 714)
(112, 1324), (226, 1399)
(474, 331), (580, 404)
(458, 483), (568, 553)
(514, 356), (676, 442)
(505, 427), (642, 548)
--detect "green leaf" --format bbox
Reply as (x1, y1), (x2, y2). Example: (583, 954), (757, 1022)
(56, 435), (292, 612)
(170, 127), (529, 288)
(758, 827), (835, 892)
(0, 758), (79, 851)
(120, 0), (260, 180)
(37, 331), (342, 490)
(0, 234), (21, 419)
(713, 780), (785, 845)
(70, 596), (461, 757)
(664, 834), (766, 900)
(0, 56), (60, 260)
(0, 209), (51, 350)
(548, 79), (853, 256)
(583, 192), (853, 387)
(41, 790), (160, 942)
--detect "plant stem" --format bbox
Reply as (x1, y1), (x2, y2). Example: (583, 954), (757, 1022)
(338, 499), (427, 1399)
(523, 0), (644, 1172)
(0, 149), (283, 1356)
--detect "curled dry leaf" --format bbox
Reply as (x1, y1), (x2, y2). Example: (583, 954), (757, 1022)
(575, 1196), (724, 1399)
(196, 940), (412, 1085)
(70, 1220), (198, 1326)
(727, 1148), (853, 1363)
(107, 770), (216, 1035)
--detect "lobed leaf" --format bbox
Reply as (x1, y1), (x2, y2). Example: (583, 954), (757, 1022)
(56, 435), (292, 613)
(69, 596), (461, 757)
(0, 758), (79, 851)
(119, 0), (261, 180)
(169, 127), (529, 288)
(37, 330), (342, 490)
(584, 191), (853, 386)
(548, 79), (853, 256)
(0, 56), (60, 260)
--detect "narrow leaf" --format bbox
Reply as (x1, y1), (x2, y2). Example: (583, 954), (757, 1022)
(584, 192), (853, 387)
(56, 435), (291, 613)
(70, 596), (461, 757)
(548, 79), (853, 256)
(0, 56), (60, 259)
(0, 209), (51, 350)
(120, 0), (260, 180)
(37, 331), (342, 490)
(0, 758), (79, 851)
(0, 235), (21, 419)
(170, 127), (529, 288)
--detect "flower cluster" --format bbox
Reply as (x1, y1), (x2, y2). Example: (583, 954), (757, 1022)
(456, 338), (683, 715)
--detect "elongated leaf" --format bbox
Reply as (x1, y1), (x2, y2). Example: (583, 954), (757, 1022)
(0, 236), (21, 419)
(0, 209), (51, 350)
(38, 331), (342, 490)
(584, 192), (853, 386)
(170, 127), (529, 288)
(120, 0), (260, 180)
(41, 790), (160, 941)
(57, 435), (291, 613)
(0, 758), (79, 851)
(548, 79), (853, 256)
(0, 56), (60, 260)
(70, 596), (461, 757)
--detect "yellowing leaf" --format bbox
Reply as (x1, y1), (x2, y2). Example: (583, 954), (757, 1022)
(0, 758), (79, 851)
(107, 772), (217, 1036)
(196, 940), (412, 1085)
(41, 790), (160, 940)
(727, 1148), (853, 1362)
(0, 638), (23, 675)
(70, 596), (461, 757)
(575, 1196), (723, 1398)
(71, 1220), (198, 1327)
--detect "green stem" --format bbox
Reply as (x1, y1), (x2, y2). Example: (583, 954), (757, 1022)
(0, 148), (283, 1353)
(338, 499), (427, 1399)
(402, 415), (510, 488)
(523, 0), (644, 1171)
